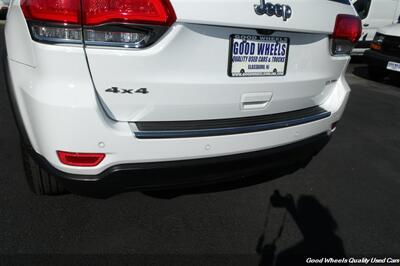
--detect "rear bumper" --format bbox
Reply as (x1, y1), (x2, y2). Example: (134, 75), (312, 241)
(29, 133), (330, 197)
(4, 52), (333, 196)
(351, 41), (372, 56)
(351, 48), (367, 56)
(6, 56), (350, 176)
(355, 41), (372, 49)
(364, 49), (400, 69)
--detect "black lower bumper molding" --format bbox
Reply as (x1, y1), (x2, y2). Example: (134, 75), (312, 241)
(31, 133), (330, 197)
(364, 49), (400, 69)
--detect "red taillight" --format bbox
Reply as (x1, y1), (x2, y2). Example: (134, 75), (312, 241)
(82, 0), (176, 26)
(21, 0), (81, 24)
(21, 0), (175, 26)
(331, 14), (361, 55)
(57, 151), (105, 167)
(332, 14), (362, 43)
(21, 0), (176, 48)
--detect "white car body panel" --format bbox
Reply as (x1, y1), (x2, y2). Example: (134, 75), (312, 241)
(170, 0), (353, 34)
(352, 0), (400, 55)
(377, 23), (400, 36)
(87, 24), (345, 122)
(5, 0), (355, 175)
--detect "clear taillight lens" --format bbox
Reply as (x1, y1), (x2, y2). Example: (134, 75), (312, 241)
(84, 28), (151, 48)
(30, 24), (82, 44)
(331, 14), (362, 55)
(21, 0), (176, 48)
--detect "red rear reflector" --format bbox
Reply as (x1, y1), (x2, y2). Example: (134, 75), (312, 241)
(332, 14), (362, 43)
(57, 151), (105, 167)
(21, 0), (81, 24)
(82, 0), (176, 26)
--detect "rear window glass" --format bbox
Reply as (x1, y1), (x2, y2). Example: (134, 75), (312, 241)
(353, 0), (372, 20)
(330, 0), (351, 4)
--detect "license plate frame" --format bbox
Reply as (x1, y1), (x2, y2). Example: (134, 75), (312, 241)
(228, 34), (290, 77)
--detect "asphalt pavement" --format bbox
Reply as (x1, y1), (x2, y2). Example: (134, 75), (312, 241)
(1, 25), (400, 265)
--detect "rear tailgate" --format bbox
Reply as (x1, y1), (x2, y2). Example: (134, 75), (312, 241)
(85, 0), (356, 122)
(172, 0), (353, 33)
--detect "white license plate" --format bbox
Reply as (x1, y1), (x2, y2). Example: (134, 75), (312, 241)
(387, 61), (400, 72)
(228, 34), (289, 77)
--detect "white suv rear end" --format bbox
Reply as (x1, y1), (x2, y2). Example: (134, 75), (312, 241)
(4, 0), (361, 196)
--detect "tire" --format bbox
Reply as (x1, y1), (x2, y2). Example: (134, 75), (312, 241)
(21, 143), (66, 195)
(368, 66), (387, 81)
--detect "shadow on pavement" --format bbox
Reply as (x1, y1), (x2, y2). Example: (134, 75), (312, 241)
(256, 191), (347, 266)
(143, 161), (307, 199)
(142, 136), (330, 199)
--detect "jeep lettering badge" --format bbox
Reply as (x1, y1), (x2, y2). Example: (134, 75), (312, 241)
(254, 0), (292, 21)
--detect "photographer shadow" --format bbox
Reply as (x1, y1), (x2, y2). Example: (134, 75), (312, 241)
(257, 191), (347, 266)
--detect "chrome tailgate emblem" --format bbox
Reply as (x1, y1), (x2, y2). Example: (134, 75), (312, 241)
(254, 1), (292, 21)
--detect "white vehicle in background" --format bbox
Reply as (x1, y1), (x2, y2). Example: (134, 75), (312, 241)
(4, 0), (361, 196)
(0, 0), (10, 19)
(351, 0), (400, 55)
(364, 23), (400, 79)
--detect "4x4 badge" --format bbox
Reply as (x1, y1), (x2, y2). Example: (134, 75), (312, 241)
(254, 1), (292, 21)
(105, 87), (149, 94)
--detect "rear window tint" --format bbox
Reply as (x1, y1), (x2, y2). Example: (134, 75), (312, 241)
(353, 0), (371, 19)
(329, 0), (351, 5)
